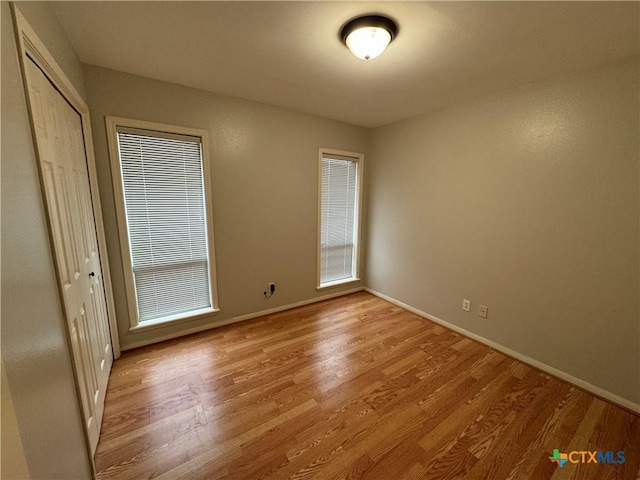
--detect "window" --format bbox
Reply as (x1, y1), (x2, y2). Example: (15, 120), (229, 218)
(106, 117), (218, 330)
(318, 149), (363, 289)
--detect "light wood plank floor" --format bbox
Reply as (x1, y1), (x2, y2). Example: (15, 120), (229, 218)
(95, 292), (640, 479)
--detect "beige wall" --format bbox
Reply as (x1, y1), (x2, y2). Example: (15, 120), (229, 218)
(366, 57), (640, 405)
(1, 2), (93, 478)
(83, 65), (369, 349)
(1, 362), (30, 480)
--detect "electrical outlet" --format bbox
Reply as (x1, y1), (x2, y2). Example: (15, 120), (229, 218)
(462, 299), (471, 312)
(478, 305), (488, 319)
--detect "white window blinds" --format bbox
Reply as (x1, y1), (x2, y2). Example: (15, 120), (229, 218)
(116, 128), (212, 323)
(320, 153), (359, 285)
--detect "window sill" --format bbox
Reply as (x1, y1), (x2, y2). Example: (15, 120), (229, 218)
(129, 307), (220, 334)
(316, 278), (361, 292)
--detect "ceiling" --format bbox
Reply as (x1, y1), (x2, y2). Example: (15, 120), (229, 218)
(51, 1), (639, 128)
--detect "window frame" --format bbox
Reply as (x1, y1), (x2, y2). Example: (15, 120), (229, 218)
(105, 116), (219, 332)
(316, 148), (364, 291)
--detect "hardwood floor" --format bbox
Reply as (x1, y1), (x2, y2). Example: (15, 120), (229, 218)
(95, 292), (640, 479)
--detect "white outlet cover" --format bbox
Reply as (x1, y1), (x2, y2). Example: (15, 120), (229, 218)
(479, 305), (488, 318)
(462, 299), (471, 312)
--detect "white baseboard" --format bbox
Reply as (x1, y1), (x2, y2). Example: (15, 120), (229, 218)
(364, 287), (640, 415)
(122, 287), (364, 351)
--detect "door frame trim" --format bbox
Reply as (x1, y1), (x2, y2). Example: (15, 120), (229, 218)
(12, 6), (121, 362)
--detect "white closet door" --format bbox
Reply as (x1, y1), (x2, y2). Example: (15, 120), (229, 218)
(25, 58), (113, 454)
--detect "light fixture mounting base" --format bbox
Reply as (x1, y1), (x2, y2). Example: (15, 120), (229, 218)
(340, 14), (398, 44)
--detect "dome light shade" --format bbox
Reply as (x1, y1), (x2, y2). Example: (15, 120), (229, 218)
(345, 27), (391, 60)
(340, 15), (398, 60)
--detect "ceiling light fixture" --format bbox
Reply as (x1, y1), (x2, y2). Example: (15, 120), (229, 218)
(340, 15), (398, 61)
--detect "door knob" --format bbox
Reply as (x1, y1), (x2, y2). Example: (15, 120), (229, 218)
(89, 272), (95, 277)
